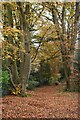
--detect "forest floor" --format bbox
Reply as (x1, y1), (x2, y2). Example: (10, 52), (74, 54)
(2, 84), (80, 119)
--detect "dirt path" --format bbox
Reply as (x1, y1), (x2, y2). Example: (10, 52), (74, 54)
(2, 85), (80, 119)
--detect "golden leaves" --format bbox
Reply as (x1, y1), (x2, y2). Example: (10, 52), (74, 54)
(3, 26), (22, 37)
(11, 84), (21, 95)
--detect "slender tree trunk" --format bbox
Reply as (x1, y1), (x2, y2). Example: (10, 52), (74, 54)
(17, 2), (31, 96)
(73, 2), (79, 73)
(51, 3), (70, 90)
(6, 4), (19, 85)
(62, 4), (71, 90)
(73, 1), (80, 92)
(3, 3), (19, 88)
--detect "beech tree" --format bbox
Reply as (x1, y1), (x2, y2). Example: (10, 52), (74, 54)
(33, 2), (73, 90)
(2, 2), (31, 96)
(73, 1), (80, 90)
(31, 2), (79, 90)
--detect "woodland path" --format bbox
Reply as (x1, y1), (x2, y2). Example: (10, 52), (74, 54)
(2, 84), (80, 119)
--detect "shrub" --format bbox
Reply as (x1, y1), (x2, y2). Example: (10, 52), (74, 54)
(48, 76), (60, 86)
(48, 77), (55, 85)
(29, 62), (61, 86)
(1, 70), (10, 96)
(27, 80), (39, 90)
(69, 80), (80, 92)
(38, 61), (51, 86)
(2, 70), (9, 84)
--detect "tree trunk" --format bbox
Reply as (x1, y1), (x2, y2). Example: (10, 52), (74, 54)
(73, 2), (79, 71)
(3, 3), (19, 88)
(51, 3), (70, 90)
(6, 4), (19, 85)
(17, 2), (31, 96)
